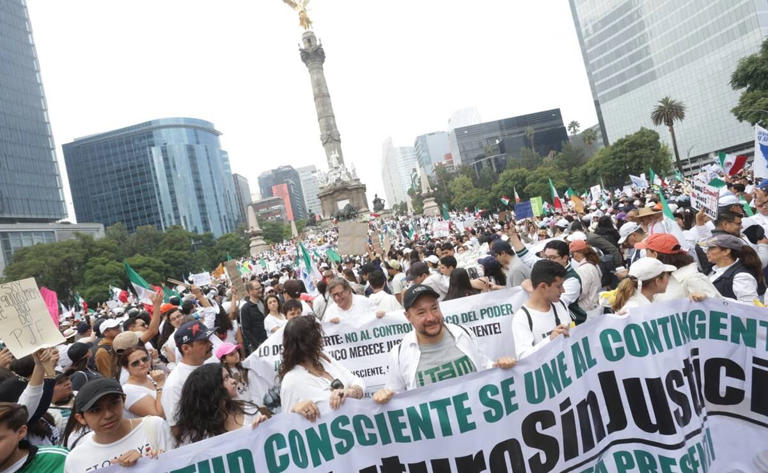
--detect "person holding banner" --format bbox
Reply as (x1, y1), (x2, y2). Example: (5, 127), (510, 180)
(373, 285), (516, 403)
(511, 261), (572, 359)
(64, 378), (172, 472)
(279, 316), (364, 421)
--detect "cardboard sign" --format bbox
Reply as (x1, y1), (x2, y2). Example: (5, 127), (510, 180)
(224, 261), (247, 297)
(691, 176), (719, 220)
(383, 234), (391, 257)
(337, 221), (369, 256)
(590, 184), (602, 203)
(0, 278), (65, 358)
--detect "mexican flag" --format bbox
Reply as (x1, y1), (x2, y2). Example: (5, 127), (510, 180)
(109, 285), (122, 301)
(718, 152), (748, 176)
(441, 203), (450, 220)
(500, 196), (510, 206)
(514, 187), (521, 203)
(649, 169), (665, 188)
(326, 248), (342, 263)
(675, 170), (684, 182)
(124, 263), (156, 304)
(548, 179), (563, 210)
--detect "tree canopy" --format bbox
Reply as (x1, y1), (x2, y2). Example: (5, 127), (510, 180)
(731, 37), (768, 128)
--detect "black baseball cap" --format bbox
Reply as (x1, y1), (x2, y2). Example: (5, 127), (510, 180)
(402, 284), (440, 310)
(76, 321), (90, 334)
(174, 320), (214, 346)
(67, 342), (90, 363)
(490, 239), (514, 255)
(74, 378), (124, 413)
(406, 262), (429, 281)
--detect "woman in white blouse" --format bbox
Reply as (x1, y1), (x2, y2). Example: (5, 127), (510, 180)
(705, 233), (764, 303)
(279, 316), (364, 421)
(263, 294), (287, 334)
(119, 346), (165, 419)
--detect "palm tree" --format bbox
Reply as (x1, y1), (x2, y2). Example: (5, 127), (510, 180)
(651, 97), (686, 173)
(567, 120), (581, 135)
(582, 127), (598, 155)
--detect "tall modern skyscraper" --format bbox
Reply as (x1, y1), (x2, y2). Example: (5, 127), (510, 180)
(232, 173), (251, 225)
(414, 132), (451, 177)
(570, 0), (768, 168)
(62, 118), (239, 237)
(296, 165), (322, 216)
(257, 166), (307, 221)
(381, 138), (419, 206)
(0, 0), (66, 223)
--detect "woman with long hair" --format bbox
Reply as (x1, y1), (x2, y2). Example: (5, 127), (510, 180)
(636, 233), (717, 301)
(569, 240), (603, 319)
(263, 294), (287, 334)
(64, 342), (102, 391)
(444, 268), (480, 301)
(216, 343), (250, 400)
(279, 316), (364, 421)
(119, 346), (165, 419)
(705, 233), (765, 302)
(172, 364), (265, 446)
(157, 308), (186, 371)
(612, 257), (675, 314)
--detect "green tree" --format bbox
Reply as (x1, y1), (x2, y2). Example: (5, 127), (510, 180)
(730, 38), (768, 128)
(125, 225), (164, 257)
(78, 257), (125, 304)
(491, 168), (530, 201)
(651, 96), (686, 173)
(3, 239), (87, 302)
(523, 167), (568, 201)
(583, 127), (671, 188)
(525, 126), (536, 153)
(124, 254), (169, 286)
(407, 188), (424, 214)
(433, 165), (453, 208)
(554, 142), (588, 171)
(567, 120), (581, 135)
(449, 175), (481, 210)
(261, 221), (285, 244)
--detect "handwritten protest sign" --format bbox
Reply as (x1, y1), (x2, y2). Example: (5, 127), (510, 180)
(0, 279), (64, 358)
(337, 221), (369, 256)
(691, 175), (719, 219)
(189, 272), (212, 287)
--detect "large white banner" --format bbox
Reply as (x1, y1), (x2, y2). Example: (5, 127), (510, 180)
(244, 289), (529, 394)
(117, 298), (768, 472)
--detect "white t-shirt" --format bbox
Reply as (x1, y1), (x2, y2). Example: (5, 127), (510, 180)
(368, 291), (403, 313)
(63, 416), (172, 473)
(324, 294), (375, 321)
(161, 361), (200, 426)
(122, 382), (156, 419)
(511, 302), (567, 359)
(264, 314), (287, 334)
(280, 354), (365, 414)
(388, 272), (407, 295)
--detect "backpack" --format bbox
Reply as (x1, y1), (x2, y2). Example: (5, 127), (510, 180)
(520, 302), (564, 346)
(87, 342), (112, 371)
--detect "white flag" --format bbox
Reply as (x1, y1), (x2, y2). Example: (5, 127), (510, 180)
(754, 124), (768, 180)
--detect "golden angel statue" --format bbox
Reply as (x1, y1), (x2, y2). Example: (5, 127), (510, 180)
(282, 0), (313, 30)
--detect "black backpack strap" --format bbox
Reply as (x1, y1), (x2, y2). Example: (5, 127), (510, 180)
(550, 303), (562, 326)
(520, 306), (534, 343)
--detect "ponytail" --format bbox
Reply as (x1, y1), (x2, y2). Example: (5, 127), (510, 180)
(612, 276), (639, 312)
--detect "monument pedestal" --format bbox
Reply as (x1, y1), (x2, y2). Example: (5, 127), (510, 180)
(422, 195), (440, 217)
(249, 231), (269, 257)
(318, 179), (368, 218)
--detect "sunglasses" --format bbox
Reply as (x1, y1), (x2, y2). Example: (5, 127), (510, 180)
(129, 356), (149, 368)
(330, 378), (344, 390)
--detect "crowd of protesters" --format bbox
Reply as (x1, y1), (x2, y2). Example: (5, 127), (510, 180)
(1, 167), (766, 472)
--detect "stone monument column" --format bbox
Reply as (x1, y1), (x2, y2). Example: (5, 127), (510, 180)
(246, 204), (268, 257)
(300, 31), (344, 170)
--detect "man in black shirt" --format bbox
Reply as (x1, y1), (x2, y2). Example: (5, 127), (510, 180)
(239, 279), (266, 355)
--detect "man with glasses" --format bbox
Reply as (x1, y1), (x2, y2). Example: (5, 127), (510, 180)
(240, 279), (266, 356)
(373, 285), (516, 403)
(508, 231), (587, 324)
(323, 278), (380, 323)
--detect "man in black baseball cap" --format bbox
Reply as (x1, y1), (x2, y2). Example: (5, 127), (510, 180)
(373, 285), (516, 404)
(162, 320), (215, 426)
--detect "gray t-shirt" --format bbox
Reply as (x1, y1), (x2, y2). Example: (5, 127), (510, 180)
(414, 331), (476, 387)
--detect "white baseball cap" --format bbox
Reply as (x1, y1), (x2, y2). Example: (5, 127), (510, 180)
(618, 222), (641, 244)
(628, 257), (676, 281)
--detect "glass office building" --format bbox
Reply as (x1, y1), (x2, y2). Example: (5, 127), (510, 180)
(0, 0), (67, 222)
(62, 118), (239, 237)
(570, 0), (768, 168)
(257, 166), (307, 221)
(453, 109), (568, 174)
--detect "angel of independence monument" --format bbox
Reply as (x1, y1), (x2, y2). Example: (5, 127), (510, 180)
(286, 2), (368, 218)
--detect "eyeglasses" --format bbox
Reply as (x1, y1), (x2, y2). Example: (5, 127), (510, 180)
(543, 255), (562, 261)
(129, 356), (149, 368)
